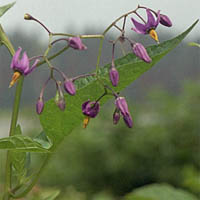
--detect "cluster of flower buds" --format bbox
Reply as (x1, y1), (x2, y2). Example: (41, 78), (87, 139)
(108, 6), (172, 88)
(9, 6), (172, 129)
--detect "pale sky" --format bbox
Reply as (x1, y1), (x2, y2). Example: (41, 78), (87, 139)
(0, 0), (200, 41)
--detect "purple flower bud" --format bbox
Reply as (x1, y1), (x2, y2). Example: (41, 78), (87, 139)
(109, 67), (119, 87)
(68, 37), (87, 50)
(113, 109), (120, 125)
(36, 98), (44, 115)
(82, 100), (100, 118)
(57, 99), (66, 111)
(115, 97), (133, 128)
(160, 14), (172, 27)
(132, 43), (152, 63)
(64, 79), (76, 96)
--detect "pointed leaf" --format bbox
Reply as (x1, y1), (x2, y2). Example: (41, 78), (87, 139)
(0, 2), (15, 18)
(40, 20), (198, 150)
(124, 184), (199, 200)
(0, 135), (51, 152)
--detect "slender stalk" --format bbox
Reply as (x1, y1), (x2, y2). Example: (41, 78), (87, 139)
(95, 37), (104, 75)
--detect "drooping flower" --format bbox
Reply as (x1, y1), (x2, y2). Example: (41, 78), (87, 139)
(9, 47), (39, 88)
(68, 37), (87, 50)
(115, 97), (133, 128)
(131, 9), (160, 42)
(64, 79), (76, 95)
(160, 14), (172, 27)
(132, 43), (152, 63)
(109, 66), (119, 87)
(36, 97), (44, 115)
(82, 100), (100, 128)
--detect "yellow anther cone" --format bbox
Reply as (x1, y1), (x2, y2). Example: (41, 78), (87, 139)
(9, 71), (21, 88)
(149, 29), (159, 43)
(83, 116), (90, 128)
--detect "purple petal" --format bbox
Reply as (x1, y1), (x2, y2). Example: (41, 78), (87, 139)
(146, 9), (156, 28)
(19, 52), (30, 74)
(24, 59), (39, 75)
(154, 10), (160, 28)
(82, 100), (90, 111)
(11, 47), (22, 70)
(131, 17), (146, 34)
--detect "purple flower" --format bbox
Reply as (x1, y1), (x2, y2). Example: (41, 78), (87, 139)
(82, 100), (100, 118)
(160, 14), (172, 27)
(109, 66), (119, 87)
(68, 37), (87, 50)
(131, 9), (160, 42)
(115, 97), (133, 128)
(132, 43), (152, 63)
(64, 79), (76, 95)
(36, 97), (44, 115)
(9, 47), (39, 87)
(113, 108), (120, 125)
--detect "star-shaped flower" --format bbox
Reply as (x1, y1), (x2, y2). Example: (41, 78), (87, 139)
(131, 9), (160, 42)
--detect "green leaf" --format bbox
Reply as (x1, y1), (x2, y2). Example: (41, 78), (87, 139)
(124, 184), (199, 200)
(40, 20), (198, 150)
(0, 2), (15, 18)
(0, 135), (51, 153)
(188, 42), (200, 48)
(43, 190), (60, 200)
(10, 125), (27, 184)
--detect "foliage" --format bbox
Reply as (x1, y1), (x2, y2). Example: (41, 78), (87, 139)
(39, 81), (200, 198)
(125, 184), (199, 200)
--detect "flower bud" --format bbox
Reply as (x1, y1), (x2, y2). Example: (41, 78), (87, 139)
(24, 13), (33, 20)
(160, 14), (172, 27)
(55, 85), (66, 111)
(68, 37), (87, 50)
(133, 43), (152, 63)
(36, 97), (44, 115)
(109, 67), (119, 87)
(64, 79), (76, 95)
(113, 109), (120, 125)
(115, 97), (133, 128)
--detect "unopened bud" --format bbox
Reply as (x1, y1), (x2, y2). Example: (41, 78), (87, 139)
(24, 13), (33, 20)
(64, 79), (76, 95)
(160, 14), (172, 27)
(55, 85), (66, 111)
(109, 67), (119, 87)
(68, 37), (87, 50)
(36, 97), (44, 115)
(133, 43), (152, 63)
(113, 109), (120, 125)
